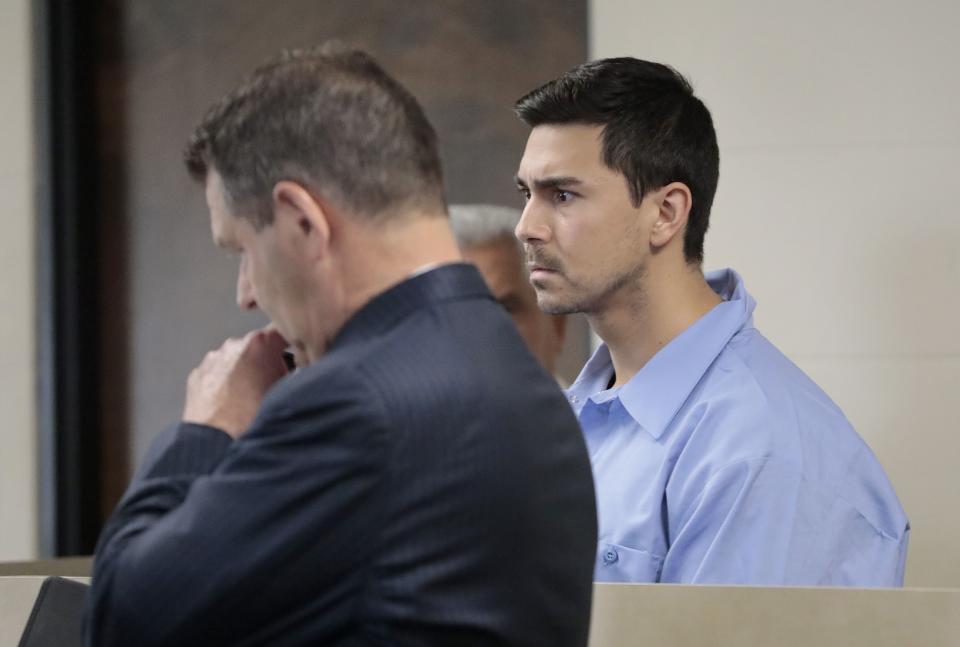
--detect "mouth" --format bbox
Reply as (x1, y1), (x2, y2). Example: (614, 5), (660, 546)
(527, 264), (563, 289)
(528, 265), (558, 277)
(527, 255), (561, 271)
(525, 246), (563, 283)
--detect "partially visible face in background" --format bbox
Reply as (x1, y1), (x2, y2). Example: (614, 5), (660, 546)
(461, 235), (566, 374)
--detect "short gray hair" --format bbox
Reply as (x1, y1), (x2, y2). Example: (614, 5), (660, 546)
(449, 204), (522, 249)
(185, 44), (445, 229)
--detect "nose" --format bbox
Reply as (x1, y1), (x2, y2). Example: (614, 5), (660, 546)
(515, 199), (551, 245)
(236, 257), (257, 310)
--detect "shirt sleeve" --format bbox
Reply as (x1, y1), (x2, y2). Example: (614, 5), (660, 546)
(85, 369), (389, 647)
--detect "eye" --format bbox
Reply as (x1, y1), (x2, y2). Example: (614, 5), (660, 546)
(555, 189), (573, 203)
(517, 186), (531, 202)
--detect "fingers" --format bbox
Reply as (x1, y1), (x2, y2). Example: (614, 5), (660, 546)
(234, 330), (288, 374)
(184, 329), (290, 438)
(191, 332), (284, 389)
(255, 327), (289, 355)
(207, 328), (285, 362)
(260, 323), (289, 345)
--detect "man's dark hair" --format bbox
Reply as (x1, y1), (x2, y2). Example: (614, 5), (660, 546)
(515, 57), (719, 264)
(185, 44), (446, 228)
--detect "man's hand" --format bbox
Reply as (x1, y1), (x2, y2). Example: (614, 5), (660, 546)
(183, 327), (290, 438)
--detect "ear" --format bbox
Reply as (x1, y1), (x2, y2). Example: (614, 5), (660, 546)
(271, 181), (331, 258)
(650, 182), (692, 251)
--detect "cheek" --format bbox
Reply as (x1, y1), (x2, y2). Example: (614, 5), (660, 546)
(559, 230), (607, 284)
(245, 257), (266, 299)
(592, 221), (641, 266)
(260, 246), (303, 303)
(247, 254), (287, 313)
(557, 214), (610, 263)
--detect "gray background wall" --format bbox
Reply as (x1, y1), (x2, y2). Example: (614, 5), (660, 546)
(0, 0), (36, 560)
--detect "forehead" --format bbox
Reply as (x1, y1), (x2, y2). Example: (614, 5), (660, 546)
(517, 123), (606, 180)
(205, 170), (244, 246)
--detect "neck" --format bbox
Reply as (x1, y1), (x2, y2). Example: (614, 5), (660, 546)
(338, 211), (462, 318)
(589, 261), (720, 387)
(302, 208), (462, 364)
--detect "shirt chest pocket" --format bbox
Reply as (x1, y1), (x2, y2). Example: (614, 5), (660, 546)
(594, 541), (664, 583)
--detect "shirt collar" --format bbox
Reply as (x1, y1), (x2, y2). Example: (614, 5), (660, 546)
(568, 268), (755, 440)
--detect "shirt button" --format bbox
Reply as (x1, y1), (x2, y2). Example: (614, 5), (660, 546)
(603, 548), (619, 565)
(569, 395), (579, 404)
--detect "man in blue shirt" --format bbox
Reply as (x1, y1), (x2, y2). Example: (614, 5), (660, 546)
(513, 57), (909, 586)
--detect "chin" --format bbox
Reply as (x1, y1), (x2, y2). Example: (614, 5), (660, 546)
(536, 294), (577, 316)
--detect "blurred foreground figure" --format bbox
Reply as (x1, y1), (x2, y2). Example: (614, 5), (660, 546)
(85, 45), (597, 646)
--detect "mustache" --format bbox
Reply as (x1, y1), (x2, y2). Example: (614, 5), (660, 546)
(525, 247), (563, 273)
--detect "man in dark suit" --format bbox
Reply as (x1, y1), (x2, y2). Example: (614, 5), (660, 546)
(85, 45), (597, 646)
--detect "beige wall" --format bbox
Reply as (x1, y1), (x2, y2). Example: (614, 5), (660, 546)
(591, 0), (960, 586)
(0, 0), (37, 560)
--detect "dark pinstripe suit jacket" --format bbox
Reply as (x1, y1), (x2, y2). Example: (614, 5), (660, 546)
(85, 263), (597, 647)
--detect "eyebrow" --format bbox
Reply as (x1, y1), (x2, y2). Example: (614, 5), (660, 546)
(514, 175), (584, 190)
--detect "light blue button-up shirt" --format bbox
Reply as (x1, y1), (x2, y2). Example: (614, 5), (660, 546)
(569, 269), (909, 586)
